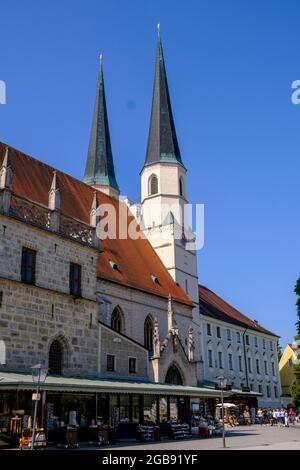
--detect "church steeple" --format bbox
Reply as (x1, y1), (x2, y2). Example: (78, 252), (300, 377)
(144, 26), (183, 168)
(84, 54), (119, 198)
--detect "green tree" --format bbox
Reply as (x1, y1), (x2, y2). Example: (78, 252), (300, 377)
(290, 363), (300, 407)
(291, 278), (300, 406)
(277, 342), (283, 362)
(294, 278), (300, 335)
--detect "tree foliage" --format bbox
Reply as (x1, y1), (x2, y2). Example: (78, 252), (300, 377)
(291, 278), (300, 405)
(294, 278), (300, 335)
(277, 342), (283, 362)
(291, 363), (300, 406)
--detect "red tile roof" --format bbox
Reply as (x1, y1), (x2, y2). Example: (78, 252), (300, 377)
(199, 284), (278, 337)
(0, 142), (192, 307)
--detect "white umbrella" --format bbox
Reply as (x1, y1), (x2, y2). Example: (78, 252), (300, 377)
(216, 403), (238, 408)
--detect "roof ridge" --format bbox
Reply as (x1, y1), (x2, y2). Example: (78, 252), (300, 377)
(199, 284), (278, 337)
(0, 142), (116, 204)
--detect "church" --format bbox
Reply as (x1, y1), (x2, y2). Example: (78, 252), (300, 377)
(0, 32), (281, 443)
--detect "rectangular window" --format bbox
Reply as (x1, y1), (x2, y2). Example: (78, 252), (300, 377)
(21, 247), (36, 284)
(258, 384), (263, 394)
(129, 357), (136, 374)
(208, 350), (213, 368)
(264, 360), (268, 375)
(227, 329), (231, 341)
(217, 326), (221, 338)
(256, 358), (260, 374)
(288, 358), (293, 367)
(218, 351), (223, 369)
(245, 335), (249, 346)
(69, 262), (81, 297)
(270, 341), (273, 351)
(238, 355), (243, 372)
(263, 339), (266, 349)
(254, 337), (258, 348)
(106, 354), (115, 372)
(272, 362), (275, 376)
(250, 383), (254, 391)
(274, 386), (278, 398)
(247, 357), (252, 373)
(229, 353), (233, 370)
(207, 323), (211, 336)
(267, 385), (270, 398)
(236, 332), (241, 343)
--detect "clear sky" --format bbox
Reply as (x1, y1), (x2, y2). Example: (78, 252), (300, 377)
(0, 0), (299, 348)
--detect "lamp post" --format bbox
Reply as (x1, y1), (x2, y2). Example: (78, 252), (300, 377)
(31, 364), (48, 450)
(217, 375), (227, 449)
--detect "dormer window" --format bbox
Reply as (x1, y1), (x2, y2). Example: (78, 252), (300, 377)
(150, 274), (160, 285)
(109, 261), (119, 271)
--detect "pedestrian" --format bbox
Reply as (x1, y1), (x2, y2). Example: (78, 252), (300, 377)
(284, 410), (289, 427)
(289, 408), (295, 425)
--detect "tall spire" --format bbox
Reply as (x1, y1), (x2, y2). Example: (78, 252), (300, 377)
(84, 54), (119, 196)
(144, 29), (183, 168)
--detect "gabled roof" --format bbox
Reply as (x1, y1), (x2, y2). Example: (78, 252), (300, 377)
(144, 35), (183, 168)
(199, 285), (278, 337)
(0, 142), (192, 307)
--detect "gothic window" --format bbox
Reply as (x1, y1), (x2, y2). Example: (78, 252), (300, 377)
(165, 364), (183, 385)
(49, 340), (63, 375)
(179, 177), (184, 196)
(144, 316), (153, 352)
(111, 307), (123, 333)
(149, 175), (158, 196)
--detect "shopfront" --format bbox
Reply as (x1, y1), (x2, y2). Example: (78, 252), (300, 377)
(0, 372), (230, 447)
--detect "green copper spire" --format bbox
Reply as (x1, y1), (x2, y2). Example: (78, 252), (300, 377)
(84, 54), (119, 191)
(144, 28), (183, 168)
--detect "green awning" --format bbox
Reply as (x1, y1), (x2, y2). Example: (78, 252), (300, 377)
(0, 372), (231, 398)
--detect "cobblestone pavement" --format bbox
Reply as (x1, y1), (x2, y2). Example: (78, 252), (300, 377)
(104, 424), (300, 451)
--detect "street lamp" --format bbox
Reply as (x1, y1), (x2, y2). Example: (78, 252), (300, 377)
(31, 364), (48, 450)
(217, 375), (227, 449)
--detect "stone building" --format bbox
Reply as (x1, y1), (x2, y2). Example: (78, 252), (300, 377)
(0, 32), (282, 439)
(199, 286), (281, 408)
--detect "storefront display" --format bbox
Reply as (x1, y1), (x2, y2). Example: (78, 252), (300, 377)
(143, 395), (157, 423)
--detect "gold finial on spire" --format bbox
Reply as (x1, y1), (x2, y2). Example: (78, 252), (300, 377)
(157, 22), (160, 37)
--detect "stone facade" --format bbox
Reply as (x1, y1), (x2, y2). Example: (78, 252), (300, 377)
(0, 213), (99, 375)
(0, 211), (197, 385)
(97, 279), (197, 385)
(99, 323), (149, 380)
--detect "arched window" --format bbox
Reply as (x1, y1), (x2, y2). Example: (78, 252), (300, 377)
(111, 307), (123, 333)
(179, 177), (184, 196)
(149, 175), (158, 196)
(144, 316), (154, 352)
(49, 340), (63, 375)
(165, 364), (183, 385)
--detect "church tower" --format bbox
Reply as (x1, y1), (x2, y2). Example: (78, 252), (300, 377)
(140, 28), (199, 314)
(84, 55), (120, 199)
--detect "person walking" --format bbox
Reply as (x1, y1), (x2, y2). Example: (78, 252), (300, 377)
(284, 410), (289, 427)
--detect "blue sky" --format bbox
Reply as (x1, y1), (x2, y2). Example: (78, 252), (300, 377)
(0, 0), (299, 347)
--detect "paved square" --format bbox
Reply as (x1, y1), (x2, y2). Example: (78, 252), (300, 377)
(107, 425), (300, 451)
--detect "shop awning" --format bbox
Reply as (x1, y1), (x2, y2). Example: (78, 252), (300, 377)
(230, 388), (262, 398)
(0, 372), (232, 398)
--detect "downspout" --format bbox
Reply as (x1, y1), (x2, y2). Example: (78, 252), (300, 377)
(242, 328), (249, 388)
